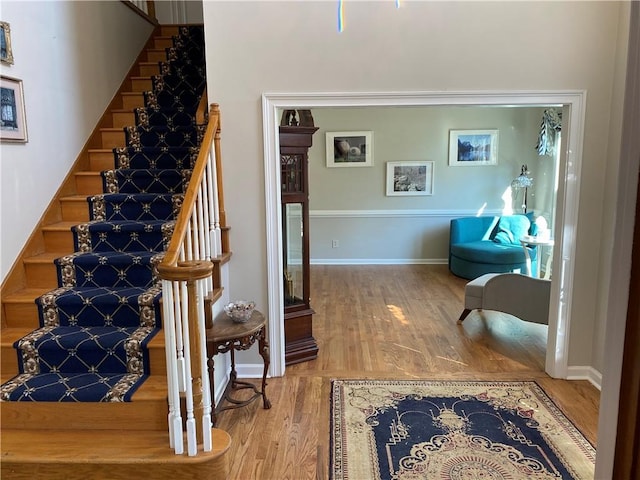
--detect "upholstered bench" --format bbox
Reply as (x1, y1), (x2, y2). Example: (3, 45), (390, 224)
(458, 273), (551, 325)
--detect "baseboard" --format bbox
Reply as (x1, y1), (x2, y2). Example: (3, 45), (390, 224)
(235, 363), (271, 379)
(566, 365), (602, 390)
(311, 258), (449, 265)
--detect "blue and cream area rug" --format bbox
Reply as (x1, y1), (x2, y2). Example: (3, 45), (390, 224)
(331, 380), (595, 480)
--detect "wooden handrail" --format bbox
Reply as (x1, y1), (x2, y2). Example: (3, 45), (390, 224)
(122, 0), (159, 26)
(162, 104), (220, 267)
(158, 103), (225, 455)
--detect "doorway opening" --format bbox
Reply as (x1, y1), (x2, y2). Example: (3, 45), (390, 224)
(262, 91), (586, 379)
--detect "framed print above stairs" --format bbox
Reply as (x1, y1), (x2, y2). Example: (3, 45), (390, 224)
(0, 75), (28, 143)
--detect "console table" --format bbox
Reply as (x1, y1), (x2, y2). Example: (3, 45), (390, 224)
(206, 309), (271, 425)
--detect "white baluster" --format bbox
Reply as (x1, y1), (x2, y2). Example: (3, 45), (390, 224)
(161, 279), (184, 454)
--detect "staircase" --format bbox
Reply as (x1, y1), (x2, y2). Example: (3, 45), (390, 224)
(1, 25), (230, 479)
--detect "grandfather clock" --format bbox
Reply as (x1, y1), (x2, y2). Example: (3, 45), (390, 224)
(279, 110), (319, 365)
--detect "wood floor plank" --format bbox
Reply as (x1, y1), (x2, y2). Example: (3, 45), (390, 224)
(215, 265), (599, 480)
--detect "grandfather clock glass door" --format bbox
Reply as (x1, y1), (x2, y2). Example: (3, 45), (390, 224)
(280, 110), (318, 365)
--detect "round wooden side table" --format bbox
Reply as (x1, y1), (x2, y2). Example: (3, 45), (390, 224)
(206, 309), (271, 425)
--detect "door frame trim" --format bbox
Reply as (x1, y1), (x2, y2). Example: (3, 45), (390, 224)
(261, 90), (587, 379)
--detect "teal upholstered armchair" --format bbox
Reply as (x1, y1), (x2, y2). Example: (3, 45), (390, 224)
(449, 214), (538, 280)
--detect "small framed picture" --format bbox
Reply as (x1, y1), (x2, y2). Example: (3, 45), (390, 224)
(386, 161), (434, 196)
(1, 76), (28, 143)
(1, 21), (14, 65)
(449, 129), (498, 166)
(326, 131), (373, 167)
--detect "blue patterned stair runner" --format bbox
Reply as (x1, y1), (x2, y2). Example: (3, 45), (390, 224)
(1, 26), (205, 403)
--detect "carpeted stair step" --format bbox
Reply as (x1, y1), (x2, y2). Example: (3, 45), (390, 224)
(124, 125), (204, 149)
(101, 169), (190, 194)
(0, 374), (169, 430)
(1, 25), (206, 407)
(72, 220), (174, 253)
(88, 193), (181, 222)
(150, 68), (205, 95)
(36, 284), (162, 328)
(10, 324), (157, 376)
(134, 106), (198, 128)
(113, 146), (198, 170)
(1, 371), (150, 402)
(143, 89), (202, 112)
(54, 251), (163, 288)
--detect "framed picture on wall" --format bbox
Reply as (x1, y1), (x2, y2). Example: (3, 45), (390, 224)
(448, 129), (498, 166)
(0, 21), (14, 65)
(386, 161), (434, 196)
(1, 76), (28, 143)
(326, 131), (373, 167)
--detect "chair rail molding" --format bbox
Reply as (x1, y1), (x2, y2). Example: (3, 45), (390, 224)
(262, 90), (586, 380)
(309, 209), (504, 218)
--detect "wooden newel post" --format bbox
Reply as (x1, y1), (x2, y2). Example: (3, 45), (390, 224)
(158, 260), (214, 447)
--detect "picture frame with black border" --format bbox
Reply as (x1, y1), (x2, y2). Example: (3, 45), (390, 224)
(326, 131), (373, 167)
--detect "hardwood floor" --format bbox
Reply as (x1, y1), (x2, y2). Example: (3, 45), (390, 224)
(215, 265), (600, 480)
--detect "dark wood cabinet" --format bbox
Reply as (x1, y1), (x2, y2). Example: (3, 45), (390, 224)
(279, 110), (319, 365)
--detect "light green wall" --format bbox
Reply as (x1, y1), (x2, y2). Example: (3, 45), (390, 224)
(306, 106), (548, 262)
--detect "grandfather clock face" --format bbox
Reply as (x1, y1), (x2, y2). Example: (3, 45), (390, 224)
(281, 154), (304, 194)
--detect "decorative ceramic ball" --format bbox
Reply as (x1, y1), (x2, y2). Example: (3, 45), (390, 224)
(224, 300), (256, 323)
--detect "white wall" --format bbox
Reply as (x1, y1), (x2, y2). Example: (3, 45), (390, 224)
(203, 0), (627, 372)
(0, 1), (154, 281)
(307, 106), (545, 263)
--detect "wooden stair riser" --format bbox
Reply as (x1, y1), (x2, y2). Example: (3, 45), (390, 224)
(2, 302), (40, 329)
(88, 150), (115, 171)
(75, 172), (103, 195)
(153, 37), (173, 49)
(23, 262), (57, 288)
(60, 198), (90, 222)
(137, 62), (160, 77)
(121, 93), (145, 110)
(0, 428), (230, 480)
(43, 228), (74, 252)
(160, 26), (180, 37)
(131, 77), (153, 92)
(145, 50), (167, 63)
(0, 398), (168, 431)
(100, 129), (126, 149)
(111, 111), (136, 129)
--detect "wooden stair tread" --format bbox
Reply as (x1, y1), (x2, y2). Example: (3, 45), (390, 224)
(1, 327), (38, 344)
(2, 287), (53, 302)
(23, 252), (67, 264)
(41, 221), (80, 232)
(1, 428), (230, 464)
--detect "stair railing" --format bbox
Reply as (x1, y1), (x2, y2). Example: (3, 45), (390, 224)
(123, 1), (158, 24)
(157, 103), (224, 456)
